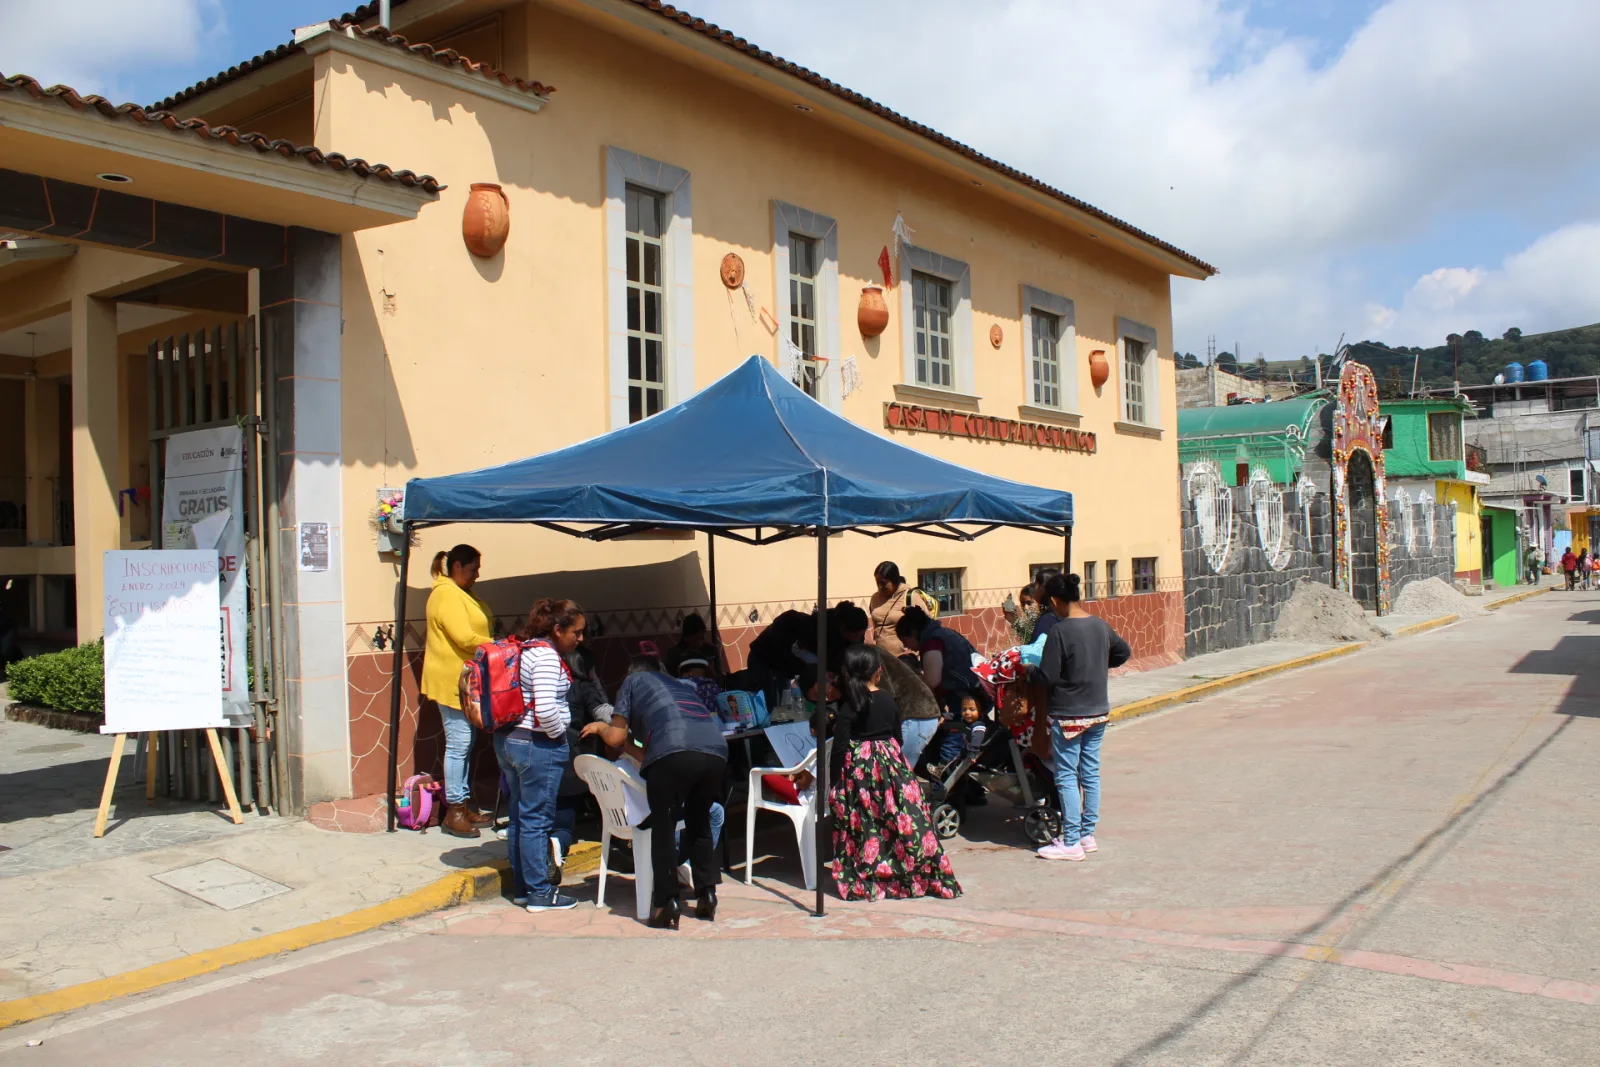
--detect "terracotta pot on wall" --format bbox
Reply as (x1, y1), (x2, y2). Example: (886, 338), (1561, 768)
(858, 285), (889, 338)
(462, 183), (510, 257)
(1089, 348), (1110, 390)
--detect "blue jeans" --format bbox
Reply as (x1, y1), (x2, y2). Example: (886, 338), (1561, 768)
(493, 731), (568, 900)
(440, 703), (473, 805)
(1050, 720), (1105, 846)
(900, 718), (939, 767)
(676, 801), (725, 860)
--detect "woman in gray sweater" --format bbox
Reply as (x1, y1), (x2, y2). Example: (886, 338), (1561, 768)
(1035, 572), (1131, 862)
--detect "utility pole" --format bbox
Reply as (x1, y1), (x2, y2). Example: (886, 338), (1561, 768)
(1411, 350), (1420, 396)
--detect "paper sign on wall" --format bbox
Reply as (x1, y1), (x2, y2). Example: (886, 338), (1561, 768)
(162, 426), (250, 725)
(299, 523), (329, 572)
(103, 550), (227, 735)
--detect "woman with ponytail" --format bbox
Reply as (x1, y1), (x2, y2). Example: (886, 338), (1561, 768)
(1035, 572), (1131, 863)
(827, 643), (961, 902)
(422, 544), (493, 838)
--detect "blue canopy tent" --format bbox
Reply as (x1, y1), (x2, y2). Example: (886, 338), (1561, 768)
(390, 356), (1074, 913)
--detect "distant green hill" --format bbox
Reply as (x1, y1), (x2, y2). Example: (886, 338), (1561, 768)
(1177, 323), (1600, 396)
(1341, 324), (1600, 392)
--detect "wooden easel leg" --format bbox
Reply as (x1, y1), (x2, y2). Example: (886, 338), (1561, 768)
(146, 732), (160, 805)
(206, 728), (246, 825)
(94, 733), (128, 838)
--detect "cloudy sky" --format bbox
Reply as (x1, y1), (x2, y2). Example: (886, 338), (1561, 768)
(4, 0), (1597, 359)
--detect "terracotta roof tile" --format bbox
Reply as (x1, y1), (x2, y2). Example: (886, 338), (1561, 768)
(151, 20), (554, 113)
(1, 72), (443, 193)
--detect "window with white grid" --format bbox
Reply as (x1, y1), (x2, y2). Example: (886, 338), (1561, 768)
(1123, 337), (1147, 424)
(1031, 309), (1061, 408)
(913, 272), (954, 388)
(789, 233), (821, 398)
(625, 185), (667, 423)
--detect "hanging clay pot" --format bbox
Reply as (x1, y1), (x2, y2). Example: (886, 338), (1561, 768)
(858, 285), (889, 338)
(462, 183), (510, 258)
(989, 324), (1004, 348)
(720, 253), (745, 289)
(1089, 348), (1110, 390)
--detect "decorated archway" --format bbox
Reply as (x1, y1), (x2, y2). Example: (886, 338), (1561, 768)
(1331, 361), (1392, 613)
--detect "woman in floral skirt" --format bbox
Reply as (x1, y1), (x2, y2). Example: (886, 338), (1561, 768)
(828, 643), (961, 902)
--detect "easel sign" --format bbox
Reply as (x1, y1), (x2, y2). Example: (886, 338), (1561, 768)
(97, 550), (243, 836)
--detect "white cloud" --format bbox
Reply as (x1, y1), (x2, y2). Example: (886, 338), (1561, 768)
(0, 0), (224, 100)
(1371, 221), (1600, 346)
(691, 0), (1600, 355)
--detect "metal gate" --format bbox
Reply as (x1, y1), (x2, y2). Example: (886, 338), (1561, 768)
(144, 319), (285, 812)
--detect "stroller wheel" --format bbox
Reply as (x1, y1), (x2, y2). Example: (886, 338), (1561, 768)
(931, 802), (962, 840)
(1023, 807), (1061, 846)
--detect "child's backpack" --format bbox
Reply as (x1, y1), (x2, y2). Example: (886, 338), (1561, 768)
(460, 636), (568, 732)
(908, 586), (941, 620)
(395, 773), (443, 830)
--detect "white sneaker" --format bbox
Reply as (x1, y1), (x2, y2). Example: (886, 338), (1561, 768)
(1080, 834), (1098, 853)
(1037, 837), (1086, 862)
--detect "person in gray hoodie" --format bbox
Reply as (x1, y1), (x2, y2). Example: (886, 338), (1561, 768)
(1034, 572), (1130, 862)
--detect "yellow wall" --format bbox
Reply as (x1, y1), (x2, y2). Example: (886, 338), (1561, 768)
(311, 5), (1182, 630)
(1438, 481), (1482, 578)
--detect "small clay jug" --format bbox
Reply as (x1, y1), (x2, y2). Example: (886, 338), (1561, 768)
(1089, 348), (1111, 390)
(858, 285), (889, 338)
(462, 183), (510, 258)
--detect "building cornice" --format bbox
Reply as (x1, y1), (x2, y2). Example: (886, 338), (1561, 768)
(298, 23), (551, 115)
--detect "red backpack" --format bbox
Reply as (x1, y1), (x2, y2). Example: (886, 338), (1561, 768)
(458, 636), (569, 732)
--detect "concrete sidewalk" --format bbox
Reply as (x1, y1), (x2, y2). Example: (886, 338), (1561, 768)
(0, 587), (1539, 1022)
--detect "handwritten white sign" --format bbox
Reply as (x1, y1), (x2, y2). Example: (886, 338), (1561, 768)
(103, 550), (227, 735)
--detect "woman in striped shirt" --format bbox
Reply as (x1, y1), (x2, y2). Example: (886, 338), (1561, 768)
(496, 597), (585, 912)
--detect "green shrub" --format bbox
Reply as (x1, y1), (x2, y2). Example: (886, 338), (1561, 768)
(5, 641), (105, 714)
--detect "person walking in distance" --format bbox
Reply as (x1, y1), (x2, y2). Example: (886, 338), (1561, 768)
(1035, 573), (1131, 862)
(422, 545), (495, 838)
(1562, 547), (1578, 591)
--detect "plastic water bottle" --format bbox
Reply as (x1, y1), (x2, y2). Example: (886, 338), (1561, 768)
(787, 683), (803, 719)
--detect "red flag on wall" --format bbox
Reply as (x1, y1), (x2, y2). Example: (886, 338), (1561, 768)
(877, 245), (893, 287)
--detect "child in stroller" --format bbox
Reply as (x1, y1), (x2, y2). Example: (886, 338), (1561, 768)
(917, 645), (1062, 844)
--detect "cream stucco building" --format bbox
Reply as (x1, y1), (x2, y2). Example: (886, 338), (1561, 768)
(0, 0), (1213, 812)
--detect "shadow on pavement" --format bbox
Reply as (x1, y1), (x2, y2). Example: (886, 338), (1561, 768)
(1113, 713), (1575, 1067)
(1508, 635), (1600, 718)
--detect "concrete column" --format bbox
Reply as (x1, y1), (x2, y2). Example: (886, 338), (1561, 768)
(70, 295), (119, 641)
(23, 375), (60, 544)
(261, 229), (350, 811)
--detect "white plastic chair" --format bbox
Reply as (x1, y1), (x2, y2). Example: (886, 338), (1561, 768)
(574, 754), (681, 920)
(744, 739), (830, 891)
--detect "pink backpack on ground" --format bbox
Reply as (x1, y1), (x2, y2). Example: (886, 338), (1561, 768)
(396, 773), (443, 830)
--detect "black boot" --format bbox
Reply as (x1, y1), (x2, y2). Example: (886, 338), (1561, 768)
(694, 886), (718, 922)
(647, 898), (680, 930)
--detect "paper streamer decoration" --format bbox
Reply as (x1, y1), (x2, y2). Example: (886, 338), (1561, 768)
(841, 355), (862, 399)
(779, 336), (805, 385)
(892, 213), (915, 278)
(877, 246), (893, 288)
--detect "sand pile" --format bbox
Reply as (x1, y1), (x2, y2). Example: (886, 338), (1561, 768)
(1272, 580), (1388, 644)
(1392, 576), (1487, 618)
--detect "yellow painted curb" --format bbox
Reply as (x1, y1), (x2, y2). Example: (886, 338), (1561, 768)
(1108, 643), (1365, 725)
(1392, 614), (1459, 637)
(1485, 585), (1553, 611)
(0, 838), (612, 1031)
(0, 863), (505, 1030)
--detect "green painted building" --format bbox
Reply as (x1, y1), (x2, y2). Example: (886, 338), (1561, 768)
(1379, 396), (1489, 583)
(1482, 505), (1521, 588)
(1177, 395), (1330, 485)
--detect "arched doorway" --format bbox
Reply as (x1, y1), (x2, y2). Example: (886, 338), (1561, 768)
(1347, 449), (1379, 609)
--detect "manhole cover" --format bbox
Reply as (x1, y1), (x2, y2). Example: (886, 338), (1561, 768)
(18, 743), (85, 754)
(152, 859), (291, 910)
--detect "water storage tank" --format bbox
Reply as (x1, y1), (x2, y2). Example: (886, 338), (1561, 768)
(1504, 362), (1525, 383)
(1527, 359), (1549, 381)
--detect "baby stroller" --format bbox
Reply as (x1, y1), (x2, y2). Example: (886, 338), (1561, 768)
(919, 644), (1061, 845)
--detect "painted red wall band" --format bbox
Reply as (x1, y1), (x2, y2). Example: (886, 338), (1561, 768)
(883, 402), (1098, 454)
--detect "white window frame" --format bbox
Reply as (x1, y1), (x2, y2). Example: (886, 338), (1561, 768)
(773, 202), (841, 411)
(898, 246), (974, 396)
(1116, 316), (1161, 429)
(1019, 285), (1077, 415)
(606, 147), (693, 428)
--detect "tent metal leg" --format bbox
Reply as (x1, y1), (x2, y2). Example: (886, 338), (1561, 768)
(707, 532), (720, 659)
(1063, 528), (1073, 576)
(813, 528), (829, 918)
(386, 527), (412, 833)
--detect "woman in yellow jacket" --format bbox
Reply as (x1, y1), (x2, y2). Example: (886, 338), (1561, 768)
(423, 544), (494, 837)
